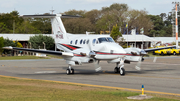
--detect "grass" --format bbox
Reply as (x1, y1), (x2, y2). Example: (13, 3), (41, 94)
(46, 55), (62, 59)
(0, 55), (50, 60)
(0, 76), (180, 101)
(0, 55), (62, 60)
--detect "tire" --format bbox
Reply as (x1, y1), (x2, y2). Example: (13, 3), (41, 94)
(114, 67), (119, 73)
(120, 68), (125, 76)
(153, 51), (156, 55)
(66, 69), (70, 75)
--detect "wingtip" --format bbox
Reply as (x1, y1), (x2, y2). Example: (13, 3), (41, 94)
(3, 46), (13, 49)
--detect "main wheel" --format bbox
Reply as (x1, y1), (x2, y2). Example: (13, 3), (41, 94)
(114, 67), (119, 73)
(66, 69), (70, 75)
(120, 68), (125, 76)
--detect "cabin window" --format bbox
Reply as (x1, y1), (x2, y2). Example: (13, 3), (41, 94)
(92, 39), (96, 44)
(70, 41), (73, 44)
(75, 40), (78, 44)
(83, 40), (86, 44)
(80, 39), (83, 44)
(86, 40), (89, 44)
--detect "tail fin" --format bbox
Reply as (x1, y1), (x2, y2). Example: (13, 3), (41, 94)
(51, 14), (67, 43)
(22, 14), (81, 43)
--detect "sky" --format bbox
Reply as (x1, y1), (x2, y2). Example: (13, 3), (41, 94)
(0, 0), (178, 15)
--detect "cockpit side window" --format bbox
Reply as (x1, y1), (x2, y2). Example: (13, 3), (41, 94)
(107, 37), (115, 42)
(70, 41), (73, 44)
(92, 39), (96, 44)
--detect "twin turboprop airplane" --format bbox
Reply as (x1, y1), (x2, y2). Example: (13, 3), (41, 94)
(3, 14), (175, 76)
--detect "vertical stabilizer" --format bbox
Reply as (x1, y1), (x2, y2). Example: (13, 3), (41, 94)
(51, 14), (67, 43)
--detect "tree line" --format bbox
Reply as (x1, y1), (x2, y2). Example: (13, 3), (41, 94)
(0, 3), (177, 37)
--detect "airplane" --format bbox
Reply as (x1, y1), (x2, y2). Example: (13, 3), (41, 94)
(3, 14), (176, 76)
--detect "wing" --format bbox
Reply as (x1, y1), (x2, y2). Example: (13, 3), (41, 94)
(3, 46), (73, 57)
(144, 46), (176, 52)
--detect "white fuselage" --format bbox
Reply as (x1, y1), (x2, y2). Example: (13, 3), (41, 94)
(56, 34), (127, 64)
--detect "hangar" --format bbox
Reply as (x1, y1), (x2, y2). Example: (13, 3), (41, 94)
(0, 34), (53, 48)
(0, 33), (178, 50)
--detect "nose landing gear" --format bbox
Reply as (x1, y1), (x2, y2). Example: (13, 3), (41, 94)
(114, 59), (125, 76)
(66, 65), (74, 75)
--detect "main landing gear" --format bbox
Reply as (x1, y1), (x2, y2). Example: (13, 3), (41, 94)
(114, 63), (125, 76)
(66, 65), (74, 75)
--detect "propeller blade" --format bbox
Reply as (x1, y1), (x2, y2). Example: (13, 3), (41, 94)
(93, 59), (101, 72)
(135, 56), (142, 70)
(153, 56), (157, 63)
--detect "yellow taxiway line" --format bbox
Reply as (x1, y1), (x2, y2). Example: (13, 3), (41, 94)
(0, 75), (180, 96)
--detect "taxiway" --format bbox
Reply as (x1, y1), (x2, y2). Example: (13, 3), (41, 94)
(0, 56), (180, 95)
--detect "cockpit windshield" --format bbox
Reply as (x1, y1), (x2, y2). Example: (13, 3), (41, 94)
(98, 37), (115, 43)
(107, 37), (114, 42)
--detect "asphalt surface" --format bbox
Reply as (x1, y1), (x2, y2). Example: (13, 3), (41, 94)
(0, 56), (180, 95)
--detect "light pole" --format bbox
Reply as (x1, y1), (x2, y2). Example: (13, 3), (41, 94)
(172, 1), (179, 49)
(43, 42), (46, 49)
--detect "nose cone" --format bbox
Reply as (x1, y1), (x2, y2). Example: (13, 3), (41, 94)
(104, 43), (126, 54)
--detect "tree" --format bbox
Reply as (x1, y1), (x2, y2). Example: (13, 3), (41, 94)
(0, 37), (4, 54)
(15, 21), (41, 34)
(13, 41), (23, 48)
(3, 38), (16, 47)
(148, 14), (172, 37)
(29, 35), (54, 50)
(62, 10), (95, 34)
(0, 11), (43, 34)
(110, 25), (122, 42)
(3, 38), (16, 54)
(97, 3), (129, 33)
(126, 9), (153, 36)
(28, 17), (51, 34)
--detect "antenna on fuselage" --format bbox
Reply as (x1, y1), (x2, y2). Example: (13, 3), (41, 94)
(86, 31), (95, 35)
(50, 7), (55, 14)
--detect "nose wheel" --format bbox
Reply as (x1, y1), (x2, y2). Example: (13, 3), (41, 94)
(66, 65), (74, 75)
(66, 69), (74, 75)
(114, 60), (125, 76)
(120, 67), (125, 76)
(114, 67), (125, 76)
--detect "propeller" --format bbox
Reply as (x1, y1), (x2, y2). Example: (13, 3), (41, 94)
(87, 39), (101, 72)
(126, 48), (146, 70)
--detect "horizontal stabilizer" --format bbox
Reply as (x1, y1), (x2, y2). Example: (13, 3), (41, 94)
(21, 14), (82, 18)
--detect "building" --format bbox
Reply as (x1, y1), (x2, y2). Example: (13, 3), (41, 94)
(118, 29), (158, 49)
(0, 34), (53, 48)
